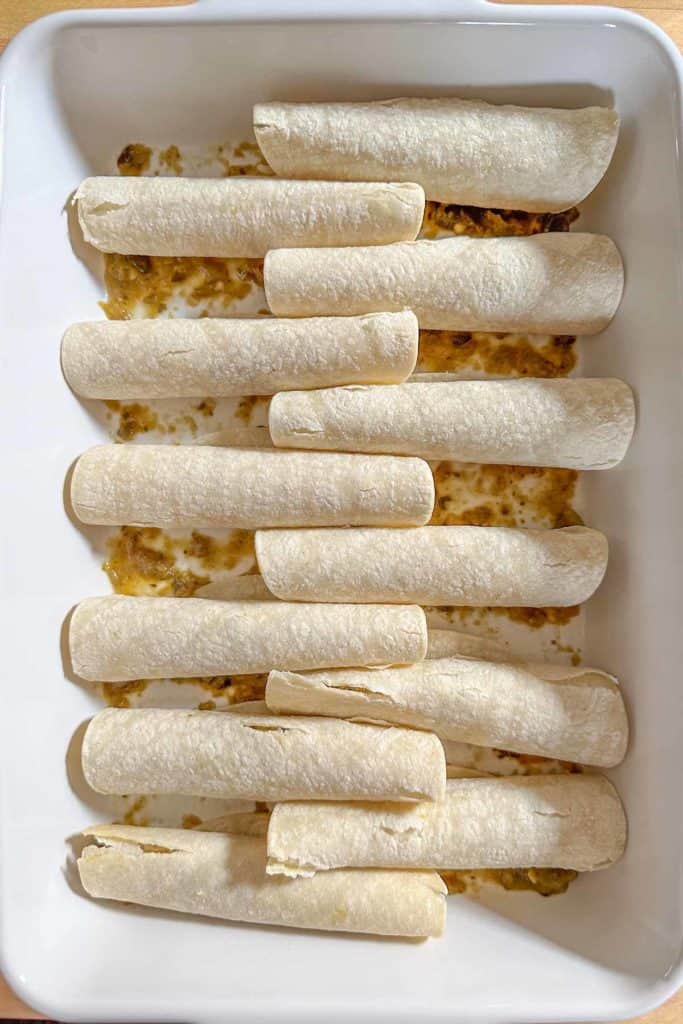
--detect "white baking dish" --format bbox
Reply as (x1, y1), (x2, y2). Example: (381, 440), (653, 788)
(1, 1), (682, 1020)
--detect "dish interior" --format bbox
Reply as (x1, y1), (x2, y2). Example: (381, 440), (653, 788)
(0, 11), (682, 1021)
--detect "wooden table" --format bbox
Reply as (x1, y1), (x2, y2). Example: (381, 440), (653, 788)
(0, 0), (680, 1019)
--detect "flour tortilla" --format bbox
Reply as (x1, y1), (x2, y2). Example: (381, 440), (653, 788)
(269, 378), (635, 470)
(69, 595), (428, 681)
(61, 311), (418, 399)
(82, 707), (446, 803)
(254, 98), (619, 212)
(71, 445), (434, 528)
(78, 825), (446, 938)
(266, 775), (626, 876)
(264, 234), (623, 334)
(266, 657), (628, 768)
(75, 177), (425, 257)
(255, 525), (608, 606)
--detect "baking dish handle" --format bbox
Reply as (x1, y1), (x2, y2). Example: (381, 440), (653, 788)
(192, 0), (495, 14)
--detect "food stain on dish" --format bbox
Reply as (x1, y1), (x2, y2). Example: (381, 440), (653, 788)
(116, 143), (152, 176)
(196, 398), (217, 418)
(235, 395), (270, 424)
(101, 253), (264, 320)
(428, 604), (582, 670)
(421, 202), (579, 238)
(431, 462), (582, 530)
(435, 603), (581, 631)
(216, 140), (273, 177)
(492, 750), (583, 775)
(103, 397), (228, 442)
(118, 139), (271, 182)
(181, 530), (255, 572)
(104, 400), (160, 441)
(444, 740), (581, 779)
(101, 680), (150, 708)
(551, 638), (583, 664)
(417, 331), (577, 377)
(440, 867), (577, 897)
(180, 414), (198, 435)
(159, 145), (183, 175)
(192, 674), (267, 704)
(119, 796), (149, 826)
(100, 673), (267, 709)
(103, 527), (208, 597)
(103, 526), (256, 597)
(182, 814), (202, 829)
(492, 606), (581, 629)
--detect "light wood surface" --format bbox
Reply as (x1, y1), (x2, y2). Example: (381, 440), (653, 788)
(0, 0), (680, 1020)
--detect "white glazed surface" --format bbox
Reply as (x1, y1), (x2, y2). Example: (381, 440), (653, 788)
(0, 1), (682, 1021)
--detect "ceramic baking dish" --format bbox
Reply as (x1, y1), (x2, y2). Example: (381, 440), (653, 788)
(1, 0), (682, 1020)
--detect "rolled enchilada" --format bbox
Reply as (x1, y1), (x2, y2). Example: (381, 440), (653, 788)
(269, 378), (635, 470)
(69, 595), (428, 681)
(75, 176), (425, 257)
(71, 445), (435, 529)
(254, 98), (619, 212)
(78, 823), (446, 938)
(266, 775), (627, 875)
(61, 311), (418, 399)
(266, 657), (628, 768)
(82, 706), (446, 803)
(255, 525), (608, 607)
(264, 234), (623, 334)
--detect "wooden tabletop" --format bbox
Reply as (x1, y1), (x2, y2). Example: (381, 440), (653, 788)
(0, 0), (680, 1020)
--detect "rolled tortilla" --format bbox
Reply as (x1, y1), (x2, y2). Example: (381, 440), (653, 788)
(269, 378), (635, 471)
(61, 311), (418, 399)
(75, 177), (425, 257)
(82, 706), (446, 802)
(78, 825), (446, 939)
(254, 98), (619, 212)
(255, 525), (608, 606)
(264, 234), (623, 334)
(70, 445), (435, 529)
(69, 595), (428, 681)
(266, 657), (628, 767)
(266, 775), (627, 876)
